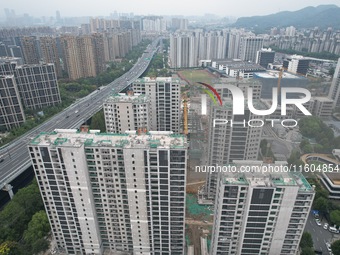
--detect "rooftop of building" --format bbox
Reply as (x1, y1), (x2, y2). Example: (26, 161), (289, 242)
(105, 92), (149, 104)
(134, 76), (181, 83)
(220, 98), (267, 110)
(313, 96), (333, 103)
(254, 71), (306, 79)
(259, 48), (274, 52)
(223, 160), (313, 192)
(29, 129), (187, 149)
(215, 77), (262, 86)
(212, 59), (265, 70)
(324, 173), (340, 186)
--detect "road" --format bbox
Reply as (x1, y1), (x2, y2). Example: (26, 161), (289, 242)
(0, 38), (160, 190)
(305, 212), (335, 254)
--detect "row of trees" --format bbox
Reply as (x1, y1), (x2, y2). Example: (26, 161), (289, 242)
(0, 180), (50, 254)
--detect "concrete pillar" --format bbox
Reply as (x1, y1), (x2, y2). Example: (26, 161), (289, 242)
(2, 184), (14, 199)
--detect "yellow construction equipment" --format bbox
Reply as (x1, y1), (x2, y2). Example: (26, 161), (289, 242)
(183, 94), (188, 135)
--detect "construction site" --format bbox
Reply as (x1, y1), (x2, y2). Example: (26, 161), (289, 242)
(178, 69), (219, 255)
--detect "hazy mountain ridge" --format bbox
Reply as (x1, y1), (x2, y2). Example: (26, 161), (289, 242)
(234, 5), (340, 29)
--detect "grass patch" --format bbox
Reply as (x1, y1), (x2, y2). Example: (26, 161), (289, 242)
(178, 69), (216, 85)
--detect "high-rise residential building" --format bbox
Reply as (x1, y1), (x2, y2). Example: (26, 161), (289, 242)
(104, 92), (150, 133)
(77, 36), (97, 78)
(285, 26), (296, 37)
(205, 99), (264, 200)
(91, 33), (106, 74)
(0, 75), (25, 130)
(40, 36), (63, 78)
(28, 128), (187, 255)
(60, 35), (81, 80)
(283, 55), (310, 75)
(60, 35), (97, 80)
(211, 160), (314, 255)
(132, 77), (181, 133)
(171, 18), (188, 30)
(14, 63), (61, 109)
(204, 79), (263, 200)
(328, 57), (340, 107)
(238, 37), (264, 62)
(20, 36), (40, 64)
(256, 48), (275, 69)
(142, 16), (166, 32)
(103, 33), (119, 61)
(169, 32), (198, 68)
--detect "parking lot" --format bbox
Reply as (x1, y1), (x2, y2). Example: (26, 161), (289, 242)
(305, 212), (339, 254)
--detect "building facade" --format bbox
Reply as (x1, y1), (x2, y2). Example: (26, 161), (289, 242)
(20, 36), (40, 64)
(40, 36), (63, 78)
(28, 129), (187, 255)
(283, 55), (310, 75)
(14, 63), (61, 109)
(256, 48), (275, 69)
(205, 101), (264, 200)
(211, 161), (314, 255)
(104, 92), (150, 133)
(132, 77), (181, 133)
(238, 37), (264, 63)
(0, 75), (25, 130)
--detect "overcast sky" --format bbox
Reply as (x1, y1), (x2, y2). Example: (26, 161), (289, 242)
(2, 0), (340, 18)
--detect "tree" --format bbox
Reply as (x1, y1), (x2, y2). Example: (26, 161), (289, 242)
(313, 197), (329, 215)
(23, 211), (50, 245)
(0, 180), (44, 243)
(331, 240), (340, 255)
(301, 247), (315, 255)
(0, 241), (22, 255)
(90, 110), (106, 132)
(300, 232), (313, 249)
(330, 210), (340, 226)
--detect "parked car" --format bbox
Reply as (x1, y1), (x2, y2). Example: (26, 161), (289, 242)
(324, 223), (329, 229)
(329, 226), (339, 233)
(315, 219), (322, 226)
(326, 242), (332, 252)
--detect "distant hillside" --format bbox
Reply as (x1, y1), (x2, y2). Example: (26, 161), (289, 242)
(234, 5), (340, 30)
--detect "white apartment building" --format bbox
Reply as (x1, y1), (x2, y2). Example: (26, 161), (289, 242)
(104, 92), (150, 133)
(211, 160), (314, 255)
(132, 77), (181, 133)
(205, 99), (264, 200)
(28, 128), (187, 255)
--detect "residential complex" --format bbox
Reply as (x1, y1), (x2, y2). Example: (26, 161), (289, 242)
(132, 77), (181, 133)
(211, 161), (314, 255)
(104, 92), (150, 133)
(28, 128), (187, 255)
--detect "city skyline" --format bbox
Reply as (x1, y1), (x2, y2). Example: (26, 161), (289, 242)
(1, 0), (340, 19)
